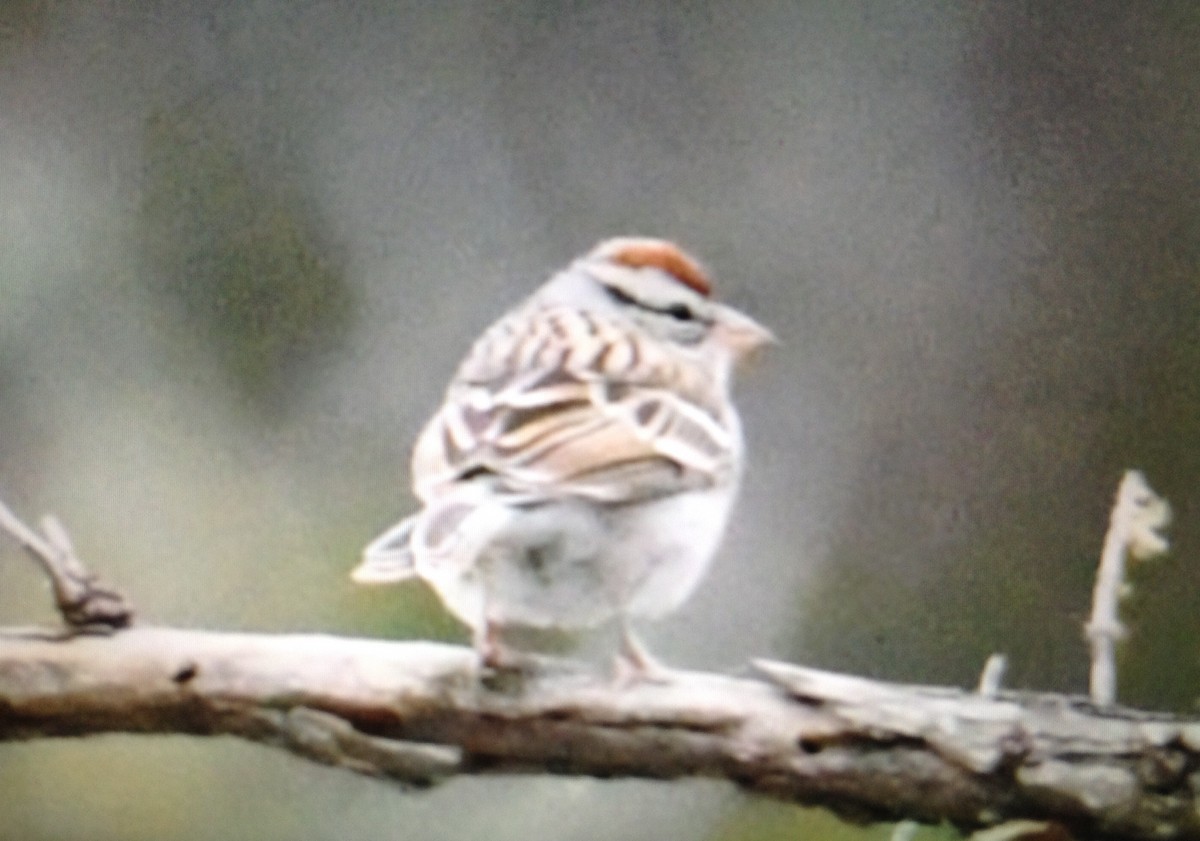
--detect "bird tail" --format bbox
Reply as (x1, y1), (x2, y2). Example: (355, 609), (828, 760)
(352, 515), (420, 583)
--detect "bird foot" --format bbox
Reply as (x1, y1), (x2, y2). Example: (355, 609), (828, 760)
(612, 627), (674, 686)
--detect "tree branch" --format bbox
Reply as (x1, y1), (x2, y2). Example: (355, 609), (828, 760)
(1085, 470), (1171, 706)
(2, 626), (1198, 840)
(0, 500), (133, 630)
(0, 479), (1188, 840)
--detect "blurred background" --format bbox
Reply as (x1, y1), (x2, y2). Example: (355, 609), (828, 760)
(1, 2), (1198, 839)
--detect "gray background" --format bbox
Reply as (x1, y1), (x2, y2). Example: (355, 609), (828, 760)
(1, 3), (1198, 840)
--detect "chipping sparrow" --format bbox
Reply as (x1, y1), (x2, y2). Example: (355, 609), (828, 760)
(353, 237), (772, 672)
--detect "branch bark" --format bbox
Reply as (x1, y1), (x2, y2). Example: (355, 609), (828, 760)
(2, 627), (1198, 841)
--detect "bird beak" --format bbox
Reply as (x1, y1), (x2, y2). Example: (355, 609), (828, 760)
(712, 305), (776, 362)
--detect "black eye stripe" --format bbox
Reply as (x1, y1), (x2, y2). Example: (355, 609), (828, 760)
(603, 284), (706, 323)
(603, 284), (639, 308)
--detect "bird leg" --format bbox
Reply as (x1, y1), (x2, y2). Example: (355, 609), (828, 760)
(613, 619), (672, 684)
(473, 618), (507, 669)
(473, 616), (535, 672)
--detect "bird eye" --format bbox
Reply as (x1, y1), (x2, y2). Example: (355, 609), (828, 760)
(665, 303), (694, 321)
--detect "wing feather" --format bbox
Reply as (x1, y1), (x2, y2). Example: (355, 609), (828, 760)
(411, 306), (737, 504)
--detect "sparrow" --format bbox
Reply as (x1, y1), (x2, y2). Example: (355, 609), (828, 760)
(353, 237), (772, 673)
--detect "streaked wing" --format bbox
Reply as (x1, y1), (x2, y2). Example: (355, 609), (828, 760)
(411, 307), (736, 503)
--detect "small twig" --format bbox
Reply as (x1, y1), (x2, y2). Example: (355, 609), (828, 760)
(1085, 470), (1170, 706)
(977, 653), (1007, 698)
(0, 498), (134, 630)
